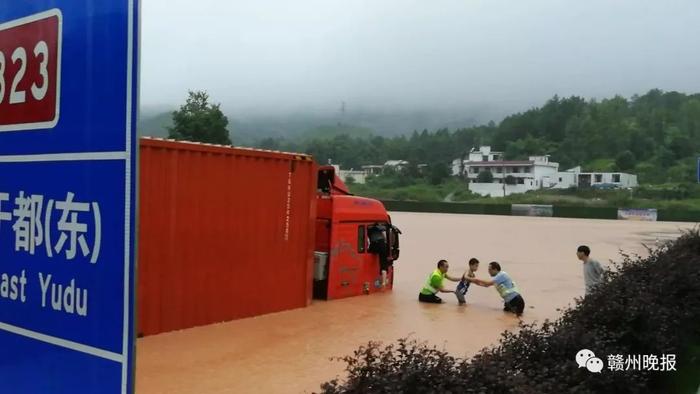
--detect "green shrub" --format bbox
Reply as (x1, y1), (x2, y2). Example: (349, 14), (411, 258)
(320, 230), (700, 393)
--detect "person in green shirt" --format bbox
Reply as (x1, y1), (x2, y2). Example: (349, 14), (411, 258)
(418, 259), (462, 304)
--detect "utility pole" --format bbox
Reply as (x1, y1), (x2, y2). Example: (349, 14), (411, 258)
(339, 101), (346, 127)
(502, 165), (506, 197)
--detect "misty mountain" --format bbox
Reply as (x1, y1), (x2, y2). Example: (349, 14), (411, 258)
(137, 107), (485, 145)
(138, 111), (171, 139)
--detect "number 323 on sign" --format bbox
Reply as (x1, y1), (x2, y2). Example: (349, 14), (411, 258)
(0, 9), (61, 132)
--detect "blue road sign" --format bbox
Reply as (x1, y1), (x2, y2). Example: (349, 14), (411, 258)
(0, 1), (138, 393)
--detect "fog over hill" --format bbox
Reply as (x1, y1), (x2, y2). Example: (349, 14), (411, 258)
(137, 105), (504, 145)
(139, 0), (700, 145)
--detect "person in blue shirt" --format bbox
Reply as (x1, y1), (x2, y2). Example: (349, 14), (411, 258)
(464, 261), (525, 316)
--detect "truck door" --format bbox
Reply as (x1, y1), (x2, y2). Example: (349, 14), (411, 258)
(313, 219), (331, 299)
(387, 224), (401, 261)
(326, 222), (364, 299)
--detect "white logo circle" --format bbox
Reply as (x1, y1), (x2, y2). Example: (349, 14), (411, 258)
(586, 357), (604, 373)
(575, 349), (596, 368)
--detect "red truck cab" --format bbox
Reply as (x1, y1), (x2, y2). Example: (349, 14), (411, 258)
(313, 166), (401, 300)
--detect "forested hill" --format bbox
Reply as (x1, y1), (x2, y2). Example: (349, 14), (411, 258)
(260, 90), (700, 184)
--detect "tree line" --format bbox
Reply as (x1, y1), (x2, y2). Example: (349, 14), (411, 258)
(164, 89), (700, 185)
(255, 89), (700, 184)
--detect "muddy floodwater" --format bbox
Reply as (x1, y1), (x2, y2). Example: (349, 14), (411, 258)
(136, 212), (694, 393)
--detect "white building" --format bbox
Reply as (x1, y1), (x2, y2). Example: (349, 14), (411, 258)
(333, 160), (415, 184)
(330, 164), (368, 184)
(361, 165), (384, 176)
(452, 146), (507, 176)
(552, 166), (638, 189)
(452, 147), (560, 197)
(451, 146), (638, 197)
(338, 169), (367, 184)
(383, 160), (409, 172)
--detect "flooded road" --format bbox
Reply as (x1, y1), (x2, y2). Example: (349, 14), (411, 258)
(136, 212), (694, 393)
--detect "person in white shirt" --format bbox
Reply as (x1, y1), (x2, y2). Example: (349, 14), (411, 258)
(577, 245), (604, 295)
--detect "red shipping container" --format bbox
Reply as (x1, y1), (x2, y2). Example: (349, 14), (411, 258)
(137, 138), (317, 336)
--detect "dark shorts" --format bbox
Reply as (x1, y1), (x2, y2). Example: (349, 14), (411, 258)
(455, 280), (470, 304)
(456, 280), (470, 295)
(418, 292), (443, 304)
(503, 294), (525, 316)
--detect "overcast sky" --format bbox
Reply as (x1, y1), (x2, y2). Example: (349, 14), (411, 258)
(141, 0), (700, 115)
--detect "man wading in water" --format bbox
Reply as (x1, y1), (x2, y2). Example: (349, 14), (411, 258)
(465, 261), (525, 316)
(418, 259), (462, 304)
